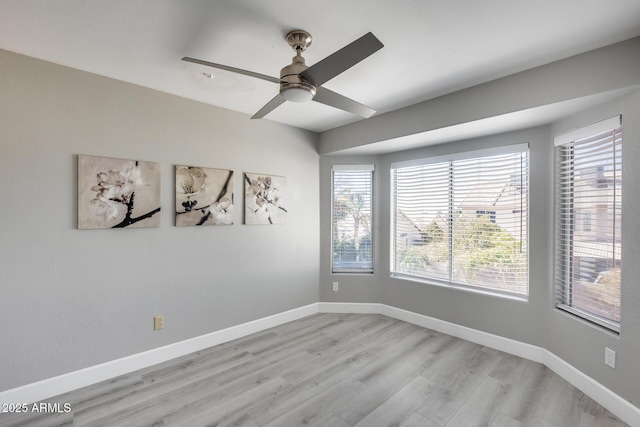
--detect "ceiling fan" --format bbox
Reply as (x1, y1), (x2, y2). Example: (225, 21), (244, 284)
(182, 30), (383, 119)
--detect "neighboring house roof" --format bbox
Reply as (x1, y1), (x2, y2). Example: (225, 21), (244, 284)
(458, 181), (525, 212)
(396, 210), (423, 235)
(396, 210), (449, 233)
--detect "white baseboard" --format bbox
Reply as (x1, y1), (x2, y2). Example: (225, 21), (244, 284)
(0, 303), (319, 406)
(317, 301), (383, 314)
(2, 301), (638, 426)
(319, 302), (640, 427)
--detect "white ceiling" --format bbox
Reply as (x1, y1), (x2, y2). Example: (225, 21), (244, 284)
(2, 0), (640, 133)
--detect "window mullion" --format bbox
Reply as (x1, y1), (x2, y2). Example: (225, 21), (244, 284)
(448, 161), (454, 282)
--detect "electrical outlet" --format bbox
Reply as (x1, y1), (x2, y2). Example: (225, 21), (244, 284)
(332, 281), (339, 292)
(604, 347), (616, 369)
(154, 315), (164, 330)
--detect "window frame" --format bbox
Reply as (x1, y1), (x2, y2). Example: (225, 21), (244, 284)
(554, 115), (622, 332)
(331, 164), (375, 274)
(390, 144), (529, 299)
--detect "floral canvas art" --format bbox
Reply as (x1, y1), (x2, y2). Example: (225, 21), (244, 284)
(175, 166), (234, 226)
(78, 155), (161, 229)
(244, 172), (287, 224)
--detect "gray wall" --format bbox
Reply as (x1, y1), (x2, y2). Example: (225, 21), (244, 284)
(546, 92), (640, 404)
(0, 49), (320, 392)
(319, 91), (640, 407)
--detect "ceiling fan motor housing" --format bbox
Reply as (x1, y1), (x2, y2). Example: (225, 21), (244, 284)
(280, 55), (316, 102)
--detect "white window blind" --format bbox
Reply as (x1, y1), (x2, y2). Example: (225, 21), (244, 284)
(555, 116), (622, 331)
(332, 165), (374, 273)
(391, 146), (528, 296)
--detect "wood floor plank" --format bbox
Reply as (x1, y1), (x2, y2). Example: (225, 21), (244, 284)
(500, 364), (585, 426)
(578, 412), (630, 427)
(159, 376), (290, 426)
(303, 314), (396, 355)
(248, 350), (375, 426)
(353, 375), (440, 427)
(419, 339), (486, 385)
(416, 347), (503, 425)
(490, 412), (529, 427)
(488, 353), (538, 384)
(279, 319), (410, 387)
(443, 376), (511, 427)
(51, 371), (145, 409)
(140, 349), (254, 387)
(268, 312), (348, 337)
(72, 350), (255, 424)
(331, 345), (438, 427)
(0, 410), (74, 427)
(1, 313), (630, 427)
(238, 315), (355, 357)
(331, 380), (408, 427)
(399, 412), (442, 427)
(263, 377), (366, 427)
(78, 345), (308, 425)
(494, 359), (549, 421)
(309, 412), (351, 427)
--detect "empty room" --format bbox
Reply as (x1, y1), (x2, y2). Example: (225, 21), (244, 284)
(1, 1), (639, 426)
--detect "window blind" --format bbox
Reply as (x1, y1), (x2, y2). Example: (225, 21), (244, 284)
(332, 165), (374, 273)
(555, 116), (622, 331)
(391, 146), (528, 296)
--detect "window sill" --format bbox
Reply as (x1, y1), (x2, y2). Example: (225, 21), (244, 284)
(390, 273), (529, 303)
(332, 271), (374, 276)
(556, 304), (620, 334)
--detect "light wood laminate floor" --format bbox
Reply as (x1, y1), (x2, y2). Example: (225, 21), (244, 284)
(0, 313), (629, 427)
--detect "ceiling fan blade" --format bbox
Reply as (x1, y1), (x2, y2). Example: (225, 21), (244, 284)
(251, 95), (287, 119)
(299, 32), (383, 87)
(182, 57), (280, 84)
(313, 87), (376, 118)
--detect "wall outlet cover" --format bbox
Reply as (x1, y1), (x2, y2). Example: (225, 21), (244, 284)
(604, 347), (616, 369)
(154, 315), (165, 330)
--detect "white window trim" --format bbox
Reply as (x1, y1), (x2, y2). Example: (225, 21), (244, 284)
(331, 164), (375, 274)
(391, 142), (529, 169)
(554, 115), (622, 333)
(554, 115), (621, 147)
(391, 143), (529, 299)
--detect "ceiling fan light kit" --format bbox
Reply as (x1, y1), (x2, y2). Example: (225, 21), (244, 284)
(281, 85), (316, 103)
(183, 29), (383, 119)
